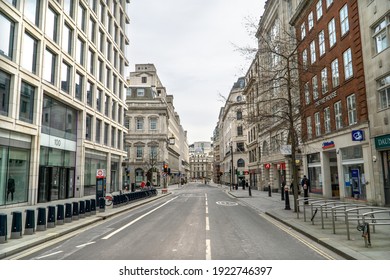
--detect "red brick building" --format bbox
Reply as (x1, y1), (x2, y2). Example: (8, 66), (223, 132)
(291, 0), (372, 203)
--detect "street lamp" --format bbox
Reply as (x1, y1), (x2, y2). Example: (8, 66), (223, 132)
(163, 136), (175, 189)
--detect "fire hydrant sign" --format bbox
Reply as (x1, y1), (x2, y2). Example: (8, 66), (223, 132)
(96, 169), (106, 178)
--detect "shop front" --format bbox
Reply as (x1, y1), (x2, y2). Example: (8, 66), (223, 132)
(375, 134), (390, 206)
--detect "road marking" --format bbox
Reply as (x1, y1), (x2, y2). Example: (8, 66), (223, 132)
(259, 213), (335, 260)
(206, 239), (211, 260)
(102, 196), (178, 240)
(35, 251), (63, 259)
(216, 201), (238, 206)
(206, 216), (210, 231)
(76, 241), (96, 248)
(205, 206), (208, 214)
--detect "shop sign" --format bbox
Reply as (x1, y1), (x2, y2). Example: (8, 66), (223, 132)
(322, 141), (335, 149)
(352, 130), (364, 141)
(375, 134), (390, 150)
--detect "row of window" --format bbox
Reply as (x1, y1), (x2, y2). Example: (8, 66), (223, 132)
(124, 117), (159, 131)
(132, 146), (159, 159)
(306, 94), (357, 140)
(85, 113), (123, 149)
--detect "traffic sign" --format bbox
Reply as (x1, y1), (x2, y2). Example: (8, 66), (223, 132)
(96, 169), (106, 178)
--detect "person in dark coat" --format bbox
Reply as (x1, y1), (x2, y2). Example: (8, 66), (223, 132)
(301, 175), (310, 204)
(7, 176), (15, 201)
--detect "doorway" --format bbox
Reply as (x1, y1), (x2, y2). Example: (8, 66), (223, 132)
(38, 166), (75, 203)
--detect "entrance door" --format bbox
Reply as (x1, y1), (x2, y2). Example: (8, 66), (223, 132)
(383, 151), (390, 206)
(59, 168), (66, 200)
(38, 167), (50, 203)
(50, 167), (59, 201)
(67, 168), (75, 198)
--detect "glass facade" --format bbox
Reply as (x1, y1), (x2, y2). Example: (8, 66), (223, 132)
(21, 33), (38, 74)
(0, 70), (11, 117)
(19, 81), (35, 124)
(84, 149), (106, 196)
(0, 12), (15, 60)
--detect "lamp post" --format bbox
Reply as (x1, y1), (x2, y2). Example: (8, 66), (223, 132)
(163, 136), (175, 189)
(230, 143), (234, 191)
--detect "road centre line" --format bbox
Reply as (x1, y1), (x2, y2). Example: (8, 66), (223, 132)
(206, 239), (211, 260)
(102, 196), (178, 240)
(206, 216), (210, 231)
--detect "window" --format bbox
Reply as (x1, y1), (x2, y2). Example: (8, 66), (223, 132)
(347, 94), (357, 125)
(308, 12), (314, 31)
(340, 4), (349, 36)
(237, 126), (243, 136)
(104, 94), (109, 116)
(22, 33), (38, 74)
(150, 146), (158, 159)
(106, 67), (111, 89)
(111, 101), (116, 121)
(236, 110), (242, 120)
(96, 89), (102, 112)
(316, 1), (323, 20)
(62, 23), (73, 55)
(324, 107), (331, 133)
(334, 101), (343, 129)
(306, 116), (312, 140)
(237, 142), (245, 152)
(24, 0), (40, 26)
(310, 41), (316, 64)
(96, 119), (101, 143)
(0, 12), (15, 60)
(0, 70), (11, 116)
(89, 17), (96, 44)
(99, 29), (104, 53)
(136, 146), (143, 158)
(46, 6), (58, 43)
(77, 3), (86, 32)
(87, 81), (93, 107)
(104, 123), (109, 145)
(331, 59), (339, 87)
(379, 74), (390, 109)
(43, 48), (56, 84)
(326, 0), (333, 9)
(137, 88), (145, 97)
(305, 82), (310, 105)
(88, 48), (95, 74)
(373, 18), (389, 54)
(343, 48), (353, 80)
(328, 18), (336, 48)
(111, 127), (115, 147)
(75, 72), (83, 101)
(136, 118), (144, 130)
(117, 130), (121, 150)
(302, 49), (308, 69)
(64, 0), (74, 19)
(319, 30), (325, 56)
(98, 58), (103, 82)
(314, 112), (321, 136)
(237, 159), (245, 168)
(301, 23), (306, 40)
(321, 68), (328, 94)
(61, 61), (71, 93)
(312, 76), (319, 100)
(86, 114), (92, 141)
(5, 0), (17, 7)
(150, 118), (157, 130)
(76, 37), (85, 66)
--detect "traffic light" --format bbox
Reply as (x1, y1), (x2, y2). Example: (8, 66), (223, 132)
(125, 167), (130, 177)
(163, 164), (168, 173)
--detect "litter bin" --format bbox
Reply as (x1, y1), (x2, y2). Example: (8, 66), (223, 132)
(37, 207), (46, 231)
(47, 206), (56, 228)
(72, 201), (79, 221)
(65, 203), (72, 223)
(0, 213), (7, 243)
(11, 211), (23, 239)
(25, 209), (35, 235)
(57, 204), (64, 225)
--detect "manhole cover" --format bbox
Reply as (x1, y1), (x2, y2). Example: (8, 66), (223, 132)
(216, 201), (238, 206)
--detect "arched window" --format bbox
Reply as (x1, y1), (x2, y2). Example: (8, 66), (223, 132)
(262, 141), (269, 156)
(237, 158), (245, 167)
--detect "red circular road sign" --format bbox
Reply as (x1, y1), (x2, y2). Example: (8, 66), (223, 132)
(264, 163), (271, 169)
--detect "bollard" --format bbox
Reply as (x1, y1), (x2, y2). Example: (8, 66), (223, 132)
(0, 213), (7, 243)
(57, 204), (64, 225)
(98, 197), (105, 212)
(85, 200), (91, 216)
(72, 201), (79, 220)
(37, 207), (46, 231)
(11, 211), (23, 239)
(24, 209), (35, 235)
(79, 201), (85, 218)
(47, 206), (56, 228)
(65, 203), (72, 223)
(90, 199), (96, 215)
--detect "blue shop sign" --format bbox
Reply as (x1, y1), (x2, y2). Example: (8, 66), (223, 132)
(352, 130), (364, 141)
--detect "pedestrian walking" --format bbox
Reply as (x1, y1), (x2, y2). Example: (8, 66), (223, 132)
(301, 175), (310, 204)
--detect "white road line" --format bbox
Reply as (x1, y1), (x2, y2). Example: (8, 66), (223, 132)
(206, 239), (211, 260)
(76, 241), (96, 248)
(36, 251), (63, 259)
(206, 216), (210, 231)
(205, 206), (208, 214)
(102, 196), (178, 240)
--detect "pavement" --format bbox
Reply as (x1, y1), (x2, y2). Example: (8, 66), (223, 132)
(0, 182), (389, 260)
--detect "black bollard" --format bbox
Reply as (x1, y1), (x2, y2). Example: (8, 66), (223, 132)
(99, 197), (105, 212)
(65, 203), (72, 223)
(248, 185), (252, 197)
(85, 200), (91, 216)
(37, 207), (46, 231)
(0, 213), (7, 243)
(90, 199), (96, 215)
(47, 206), (56, 228)
(72, 202), (79, 221)
(79, 201), (85, 218)
(24, 209), (35, 235)
(284, 188), (291, 210)
(57, 204), (64, 225)
(268, 184), (272, 197)
(11, 211), (22, 239)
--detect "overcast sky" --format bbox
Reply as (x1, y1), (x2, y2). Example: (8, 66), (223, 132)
(128, 0), (265, 144)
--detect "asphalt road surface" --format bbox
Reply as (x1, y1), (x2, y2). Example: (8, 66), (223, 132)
(17, 183), (343, 260)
